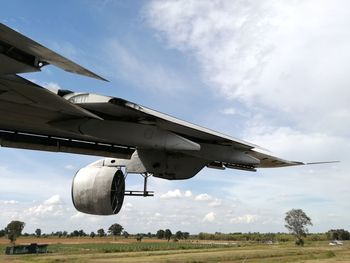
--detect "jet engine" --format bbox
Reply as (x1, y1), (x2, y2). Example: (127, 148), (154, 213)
(71, 166), (125, 215)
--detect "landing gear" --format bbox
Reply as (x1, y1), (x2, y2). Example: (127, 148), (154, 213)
(124, 173), (154, 197)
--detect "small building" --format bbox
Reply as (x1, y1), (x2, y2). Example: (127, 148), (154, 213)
(5, 243), (48, 255)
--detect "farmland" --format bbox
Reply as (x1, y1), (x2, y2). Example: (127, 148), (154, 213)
(0, 237), (349, 262)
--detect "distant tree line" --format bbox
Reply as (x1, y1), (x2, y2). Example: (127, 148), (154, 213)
(197, 232), (336, 242)
(1, 219), (349, 244)
(326, 229), (350, 240)
(155, 229), (190, 241)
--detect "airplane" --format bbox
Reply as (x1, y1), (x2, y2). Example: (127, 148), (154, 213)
(0, 23), (335, 216)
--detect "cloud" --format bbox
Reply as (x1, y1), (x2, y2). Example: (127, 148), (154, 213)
(146, 0), (350, 136)
(243, 124), (346, 161)
(160, 189), (183, 199)
(184, 190), (193, 197)
(124, 202), (133, 212)
(230, 214), (258, 224)
(25, 195), (65, 217)
(146, 0), (275, 99)
(0, 200), (18, 205)
(203, 212), (215, 222)
(195, 193), (212, 201)
(208, 199), (222, 207)
(44, 195), (64, 205)
(160, 189), (193, 199)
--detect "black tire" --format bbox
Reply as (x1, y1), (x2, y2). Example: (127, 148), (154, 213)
(110, 170), (125, 214)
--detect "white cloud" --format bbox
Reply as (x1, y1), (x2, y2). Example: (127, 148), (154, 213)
(195, 193), (212, 201)
(230, 214), (258, 224)
(244, 124), (346, 161)
(0, 200), (18, 205)
(208, 198), (222, 207)
(124, 202), (133, 212)
(146, 0), (275, 99)
(146, 0), (350, 136)
(44, 195), (64, 205)
(25, 195), (65, 217)
(160, 189), (183, 199)
(203, 212), (215, 222)
(184, 190), (193, 197)
(160, 189), (194, 199)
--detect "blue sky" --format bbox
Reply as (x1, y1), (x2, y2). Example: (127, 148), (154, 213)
(1, 0), (349, 234)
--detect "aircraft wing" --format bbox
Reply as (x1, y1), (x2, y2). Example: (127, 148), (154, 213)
(0, 22), (332, 180)
(0, 23), (106, 80)
(0, 75), (134, 159)
(61, 93), (314, 173)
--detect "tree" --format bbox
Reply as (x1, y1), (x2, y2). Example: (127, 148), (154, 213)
(90, 232), (96, 238)
(0, 229), (5, 237)
(5, 221), (25, 243)
(78, 229), (87, 237)
(97, 228), (105, 237)
(285, 209), (312, 246)
(175, 231), (183, 240)
(108, 224), (123, 239)
(327, 229), (350, 240)
(35, 228), (41, 237)
(156, 229), (165, 239)
(122, 231), (129, 238)
(136, 234), (143, 242)
(164, 229), (172, 242)
(183, 232), (190, 240)
(70, 230), (80, 237)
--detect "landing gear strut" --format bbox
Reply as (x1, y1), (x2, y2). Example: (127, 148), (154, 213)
(124, 172), (154, 197)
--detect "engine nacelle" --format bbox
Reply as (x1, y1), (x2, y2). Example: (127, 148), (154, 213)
(71, 166), (125, 215)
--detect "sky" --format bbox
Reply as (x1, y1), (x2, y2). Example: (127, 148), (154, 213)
(0, 0), (349, 235)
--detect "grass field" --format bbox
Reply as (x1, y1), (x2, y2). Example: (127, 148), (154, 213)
(0, 237), (349, 262)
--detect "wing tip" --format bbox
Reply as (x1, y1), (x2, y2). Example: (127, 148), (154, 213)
(306, 161), (340, 165)
(0, 22), (108, 82)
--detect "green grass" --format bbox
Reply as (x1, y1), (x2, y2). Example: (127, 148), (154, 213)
(0, 240), (347, 263)
(46, 241), (232, 254)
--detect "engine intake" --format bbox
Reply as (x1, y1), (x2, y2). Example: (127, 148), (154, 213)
(71, 166), (125, 215)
